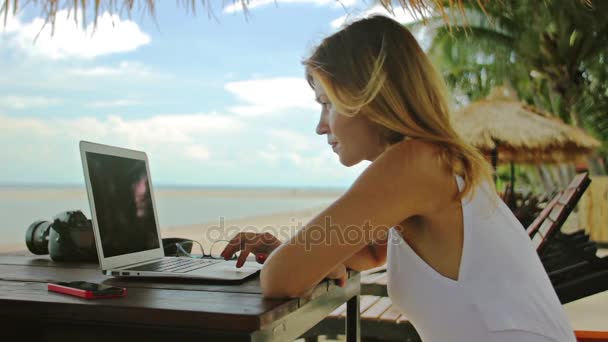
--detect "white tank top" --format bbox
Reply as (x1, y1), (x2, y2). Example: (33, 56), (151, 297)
(386, 175), (576, 342)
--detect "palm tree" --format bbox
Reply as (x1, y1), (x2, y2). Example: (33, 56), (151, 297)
(415, 0), (608, 179)
(420, 0), (608, 131)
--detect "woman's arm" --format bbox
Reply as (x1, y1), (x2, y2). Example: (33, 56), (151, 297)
(343, 242), (387, 271)
(260, 141), (450, 298)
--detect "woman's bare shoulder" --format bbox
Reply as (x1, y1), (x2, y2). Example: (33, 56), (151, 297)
(348, 139), (455, 216)
(377, 139), (445, 176)
(388, 138), (441, 156)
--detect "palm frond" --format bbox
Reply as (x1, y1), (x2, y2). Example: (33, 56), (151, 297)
(431, 25), (515, 54)
(0, 0), (491, 29)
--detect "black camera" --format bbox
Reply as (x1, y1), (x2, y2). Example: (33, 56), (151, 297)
(26, 210), (193, 262)
(26, 210), (99, 262)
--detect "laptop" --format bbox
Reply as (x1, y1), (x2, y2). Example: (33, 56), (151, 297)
(79, 141), (261, 280)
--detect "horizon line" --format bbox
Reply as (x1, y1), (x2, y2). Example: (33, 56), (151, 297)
(0, 182), (348, 191)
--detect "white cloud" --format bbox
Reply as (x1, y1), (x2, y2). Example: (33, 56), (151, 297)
(0, 115), (56, 136)
(0, 11), (21, 33)
(0, 113), (367, 186)
(72, 61), (158, 78)
(330, 4), (422, 29)
(224, 0), (358, 13)
(184, 145), (211, 161)
(259, 128), (369, 176)
(104, 114), (245, 147)
(225, 77), (318, 116)
(269, 130), (316, 151)
(0, 95), (63, 109)
(258, 144), (280, 162)
(2, 10), (150, 59)
(330, 14), (348, 28)
(334, 0), (358, 8)
(0, 113), (244, 162)
(328, 4), (432, 48)
(87, 99), (142, 108)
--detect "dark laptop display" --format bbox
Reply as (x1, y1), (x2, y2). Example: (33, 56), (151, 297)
(85, 152), (160, 258)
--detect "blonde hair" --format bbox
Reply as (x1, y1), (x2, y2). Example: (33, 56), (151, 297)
(303, 15), (493, 201)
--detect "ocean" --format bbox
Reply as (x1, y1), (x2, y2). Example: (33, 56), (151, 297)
(0, 185), (342, 245)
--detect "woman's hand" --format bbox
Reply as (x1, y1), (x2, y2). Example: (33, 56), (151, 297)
(221, 232), (282, 268)
(326, 263), (348, 288)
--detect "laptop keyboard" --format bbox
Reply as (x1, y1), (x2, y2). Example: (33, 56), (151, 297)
(125, 257), (221, 273)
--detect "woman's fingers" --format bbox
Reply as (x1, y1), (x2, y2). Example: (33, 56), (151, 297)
(236, 246), (252, 268)
(220, 232), (279, 262)
(335, 271), (347, 288)
(221, 233), (244, 260)
(326, 264), (348, 288)
(255, 252), (268, 264)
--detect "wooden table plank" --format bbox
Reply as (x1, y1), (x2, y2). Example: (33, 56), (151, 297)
(361, 272), (385, 284)
(360, 265), (387, 275)
(361, 297), (392, 320)
(375, 273), (388, 285)
(331, 295), (379, 319)
(0, 255), (363, 341)
(253, 274), (361, 341)
(0, 280), (295, 331)
(0, 255), (99, 268)
(397, 315), (411, 324)
(328, 302), (348, 318)
(336, 295), (381, 319)
(378, 303), (403, 323)
(299, 280), (329, 306)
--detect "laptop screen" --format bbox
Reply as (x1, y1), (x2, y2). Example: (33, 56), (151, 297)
(85, 152), (160, 258)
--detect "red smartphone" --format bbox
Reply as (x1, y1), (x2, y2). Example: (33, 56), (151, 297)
(48, 281), (126, 299)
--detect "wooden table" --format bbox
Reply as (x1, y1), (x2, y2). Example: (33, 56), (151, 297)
(0, 254), (361, 342)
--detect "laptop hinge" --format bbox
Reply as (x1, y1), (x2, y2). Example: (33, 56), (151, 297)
(113, 257), (165, 269)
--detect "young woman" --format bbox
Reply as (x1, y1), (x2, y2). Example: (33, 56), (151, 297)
(221, 15), (575, 342)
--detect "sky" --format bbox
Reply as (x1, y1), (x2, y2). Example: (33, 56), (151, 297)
(0, 0), (422, 188)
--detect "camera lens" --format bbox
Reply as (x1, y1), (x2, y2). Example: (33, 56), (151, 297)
(26, 220), (52, 255)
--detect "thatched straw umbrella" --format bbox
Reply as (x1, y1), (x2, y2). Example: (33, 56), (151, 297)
(452, 86), (601, 185)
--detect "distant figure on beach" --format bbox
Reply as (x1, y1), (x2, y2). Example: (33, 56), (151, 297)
(222, 15), (576, 342)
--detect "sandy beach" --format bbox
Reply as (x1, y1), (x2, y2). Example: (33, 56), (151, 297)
(2, 204), (605, 259)
(161, 205), (325, 254)
(0, 205), (325, 255)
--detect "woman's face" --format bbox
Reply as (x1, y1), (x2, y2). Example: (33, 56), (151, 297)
(313, 77), (386, 166)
